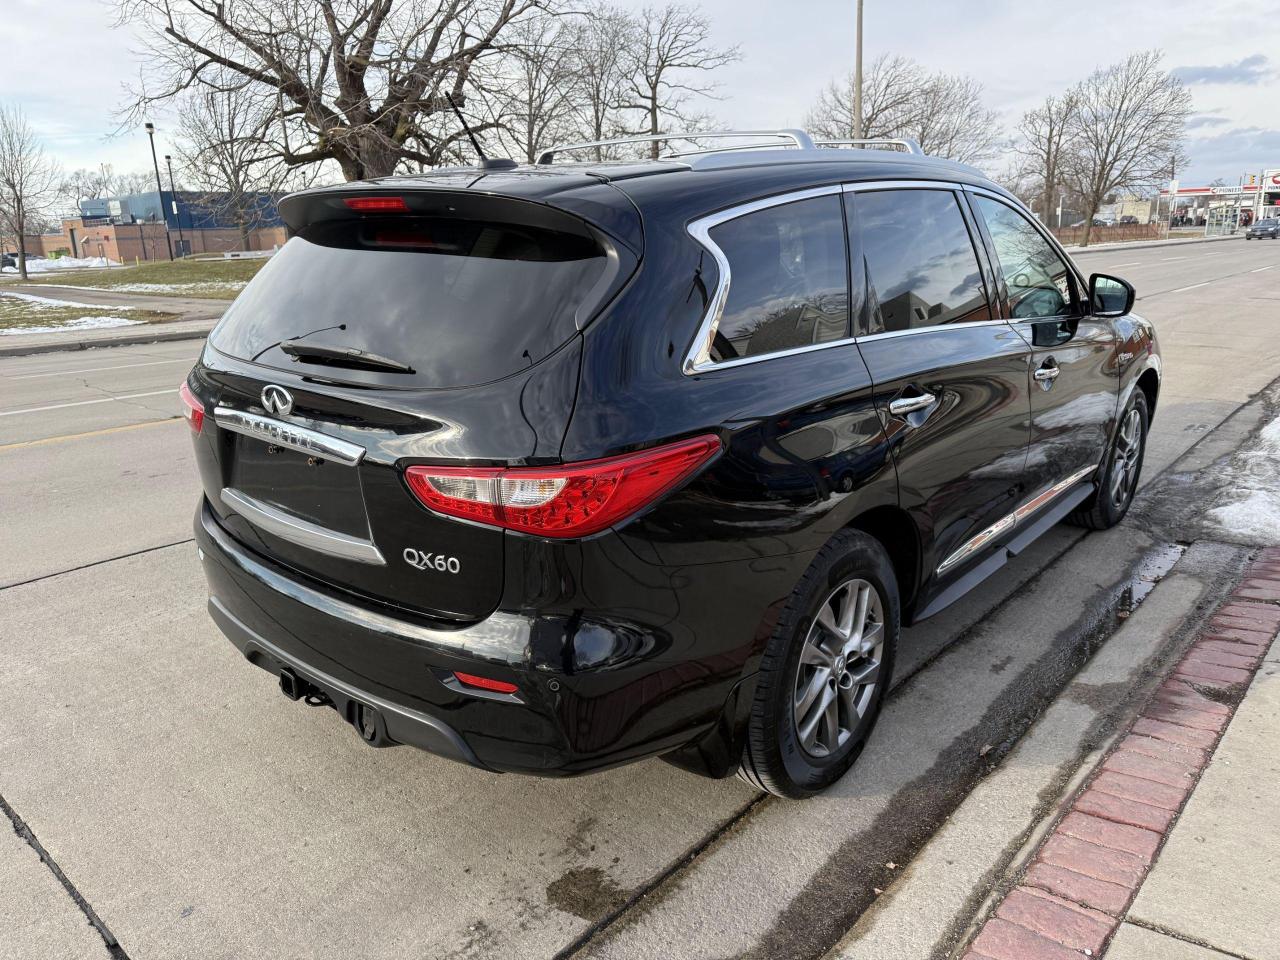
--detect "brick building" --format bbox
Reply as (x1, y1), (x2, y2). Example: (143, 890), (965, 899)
(13, 189), (288, 261)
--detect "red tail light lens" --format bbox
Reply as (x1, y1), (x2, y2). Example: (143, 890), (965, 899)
(405, 435), (721, 538)
(179, 382), (204, 433)
(453, 672), (519, 695)
(344, 196), (409, 213)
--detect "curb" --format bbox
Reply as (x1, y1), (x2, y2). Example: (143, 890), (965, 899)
(1063, 234), (1244, 255)
(0, 324), (214, 358)
(961, 547), (1280, 960)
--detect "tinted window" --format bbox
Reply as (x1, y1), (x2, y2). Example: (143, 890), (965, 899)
(850, 190), (991, 334)
(211, 215), (607, 388)
(975, 196), (1078, 320)
(708, 194), (849, 362)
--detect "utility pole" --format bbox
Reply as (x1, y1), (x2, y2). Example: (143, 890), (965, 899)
(164, 154), (186, 257)
(852, 0), (864, 139)
(143, 122), (174, 261)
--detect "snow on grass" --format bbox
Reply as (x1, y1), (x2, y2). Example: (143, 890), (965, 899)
(0, 290), (135, 310)
(1207, 416), (1280, 542)
(0, 315), (143, 336)
(46, 281), (247, 295)
(0, 255), (119, 273)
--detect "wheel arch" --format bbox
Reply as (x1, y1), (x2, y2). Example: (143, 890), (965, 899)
(845, 505), (922, 620)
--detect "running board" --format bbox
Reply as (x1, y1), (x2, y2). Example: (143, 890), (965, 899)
(915, 482), (1094, 622)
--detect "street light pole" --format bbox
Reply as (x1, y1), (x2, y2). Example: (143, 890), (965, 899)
(143, 122), (174, 261)
(852, 0), (864, 139)
(164, 154), (186, 258)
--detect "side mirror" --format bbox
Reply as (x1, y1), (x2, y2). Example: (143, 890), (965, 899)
(1090, 273), (1135, 317)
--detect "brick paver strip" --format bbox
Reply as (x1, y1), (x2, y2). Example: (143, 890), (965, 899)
(959, 551), (1280, 958)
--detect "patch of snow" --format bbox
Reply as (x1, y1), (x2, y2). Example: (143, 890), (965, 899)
(0, 316), (143, 336)
(1206, 414), (1280, 543)
(0, 290), (134, 310)
(1, 255), (119, 273)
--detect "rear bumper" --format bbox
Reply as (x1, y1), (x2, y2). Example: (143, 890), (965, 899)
(195, 498), (804, 776)
(207, 595), (485, 767)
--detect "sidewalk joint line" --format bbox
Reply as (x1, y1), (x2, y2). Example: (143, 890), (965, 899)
(0, 792), (131, 959)
(1123, 917), (1261, 960)
(0, 539), (194, 592)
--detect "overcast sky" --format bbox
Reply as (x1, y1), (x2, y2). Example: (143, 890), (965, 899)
(3, 0), (1278, 186)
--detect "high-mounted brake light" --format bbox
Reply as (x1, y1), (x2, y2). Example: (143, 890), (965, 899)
(179, 382), (205, 433)
(344, 196), (409, 213)
(453, 672), (519, 695)
(404, 435), (721, 538)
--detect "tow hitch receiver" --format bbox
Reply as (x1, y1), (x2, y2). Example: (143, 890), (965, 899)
(279, 668), (305, 701)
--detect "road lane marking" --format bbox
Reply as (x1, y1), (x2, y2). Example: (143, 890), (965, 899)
(1113, 261), (1143, 267)
(1160, 256), (1188, 261)
(0, 389), (175, 417)
(7, 358), (191, 380)
(1170, 281), (1212, 293)
(0, 416), (181, 451)
(1251, 264), (1276, 273)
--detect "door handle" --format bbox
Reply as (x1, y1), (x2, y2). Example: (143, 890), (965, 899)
(889, 392), (938, 416)
(1033, 363), (1060, 383)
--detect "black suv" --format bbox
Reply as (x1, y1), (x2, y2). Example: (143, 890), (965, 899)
(185, 131), (1160, 797)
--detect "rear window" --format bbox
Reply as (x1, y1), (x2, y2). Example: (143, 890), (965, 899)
(211, 214), (608, 388)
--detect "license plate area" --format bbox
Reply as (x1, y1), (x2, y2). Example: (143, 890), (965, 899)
(228, 433), (370, 537)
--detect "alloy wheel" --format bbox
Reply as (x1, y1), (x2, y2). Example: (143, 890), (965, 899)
(1109, 406), (1143, 509)
(792, 578), (884, 758)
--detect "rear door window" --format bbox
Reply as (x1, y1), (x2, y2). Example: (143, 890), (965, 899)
(211, 214), (608, 388)
(847, 189), (992, 335)
(706, 193), (849, 362)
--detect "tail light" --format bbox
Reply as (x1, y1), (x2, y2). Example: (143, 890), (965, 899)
(179, 382), (204, 433)
(405, 435), (721, 538)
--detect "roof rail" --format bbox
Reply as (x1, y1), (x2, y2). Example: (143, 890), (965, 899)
(536, 129), (816, 165)
(815, 138), (925, 156)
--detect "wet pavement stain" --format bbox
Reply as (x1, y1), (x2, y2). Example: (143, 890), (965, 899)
(547, 867), (630, 921)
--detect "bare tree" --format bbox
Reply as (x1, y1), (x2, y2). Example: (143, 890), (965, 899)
(118, 0), (554, 181)
(806, 55), (999, 163)
(566, 4), (635, 160)
(61, 166), (116, 203)
(619, 4), (740, 158)
(1062, 51), (1191, 246)
(1016, 93), (1078, 225)
(176, 84), (314, 249)
(0, 104), (61, 279)
(490, 14), (582, 163)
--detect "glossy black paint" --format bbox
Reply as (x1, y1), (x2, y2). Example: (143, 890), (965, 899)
(190, 153), (1161, 779)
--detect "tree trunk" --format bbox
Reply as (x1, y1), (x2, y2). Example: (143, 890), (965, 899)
(648, 95), (659, 160)
(15, 209), (27, 281)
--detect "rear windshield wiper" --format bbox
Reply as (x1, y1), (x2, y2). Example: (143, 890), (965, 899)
(279, 341), (416, 374)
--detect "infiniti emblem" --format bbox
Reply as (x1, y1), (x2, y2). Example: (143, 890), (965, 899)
(261, 384), (294, 417)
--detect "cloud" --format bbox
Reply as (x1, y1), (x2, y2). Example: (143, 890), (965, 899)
(1173, 54), (1273, 85)
(1180, 126), (1280, 184)
(1186, 114), (1231, 131)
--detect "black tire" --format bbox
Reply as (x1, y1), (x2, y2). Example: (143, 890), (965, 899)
(1068, 390), (1149, 530)
(738, 529), (899, 798)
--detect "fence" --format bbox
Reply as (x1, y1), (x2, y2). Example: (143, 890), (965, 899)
(1049, 222), (1168, 246)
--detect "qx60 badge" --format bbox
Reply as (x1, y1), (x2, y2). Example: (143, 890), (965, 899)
(261, 384), (294, 416)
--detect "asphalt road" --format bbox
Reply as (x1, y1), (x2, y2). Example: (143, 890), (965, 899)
(1, 236), (1278, 960)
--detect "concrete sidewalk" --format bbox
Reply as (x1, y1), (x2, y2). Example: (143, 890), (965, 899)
(961, 550), (1280, 960)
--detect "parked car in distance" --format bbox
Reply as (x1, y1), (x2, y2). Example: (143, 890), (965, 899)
(1119, 215), (1139, 224)
(184, 130), (1160, 798)
(0, 252), (15, 270)
(1246, 218), (1279, 239)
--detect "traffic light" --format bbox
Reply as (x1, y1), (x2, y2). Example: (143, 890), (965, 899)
(1248, 173), (1257, 186)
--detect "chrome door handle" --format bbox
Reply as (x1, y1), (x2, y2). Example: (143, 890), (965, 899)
(889, 392), (937, 416)
(1033, 365), (1060, 382)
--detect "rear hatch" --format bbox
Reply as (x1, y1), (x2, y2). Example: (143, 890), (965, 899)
(192, 187), (633, 622)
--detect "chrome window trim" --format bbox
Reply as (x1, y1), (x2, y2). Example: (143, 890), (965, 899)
(682, 184), (846, 374)
(213, 406), (366, 467)
(936, 464), (1098, 575)
(220, 487), (386, 566)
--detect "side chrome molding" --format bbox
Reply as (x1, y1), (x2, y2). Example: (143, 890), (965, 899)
(937, 464), (1098, 576)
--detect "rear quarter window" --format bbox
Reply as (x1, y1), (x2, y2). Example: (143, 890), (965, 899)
(211, 214), (609, 389)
